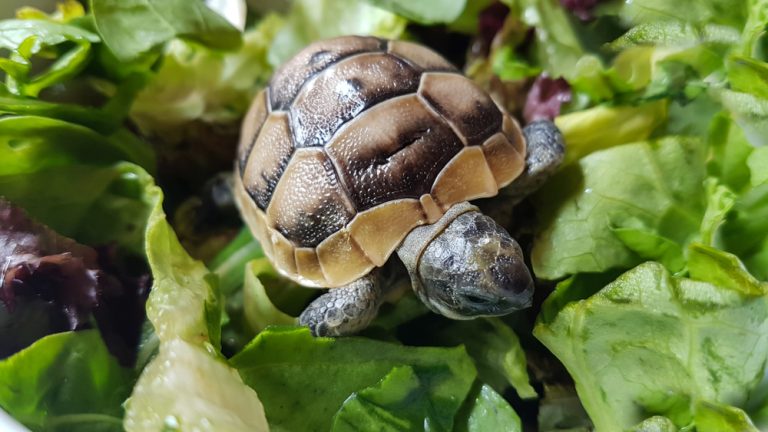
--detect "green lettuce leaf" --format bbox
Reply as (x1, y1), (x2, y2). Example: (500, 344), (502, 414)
(0, 115), (152, 173)
(0, 330), (133, 431)
(124, 338), (268, 432)
(695, 401), (760, 431)
(124, 179), (268, 431)
(607, 0), (748, 29)
(140, 185), (221, 348)
(130, 14), (284, 139)
(242, 258), (316, 333)
(90, 0), (242, 62)
(454, 384), (522, 432)
(748, 147), (768, 187)
(0, 116), (154, 255)
(534, 250), (768, 431)
(268, 0), (406, 68)
(502, 0), (585, 80)
(532, 136), (707, 280)
(0, 18), (99, 97)
(361, 0), (467, 24)
(231, 326), (477, 432)
(434, 318), (537, 399)
(331, 364), (474, 431)
(721, 183), (768, 281)
(554, 100), (667, 163)
(209, 228), (263, 295)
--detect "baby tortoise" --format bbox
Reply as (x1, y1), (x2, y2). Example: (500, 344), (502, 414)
(234, 36), (564, 336)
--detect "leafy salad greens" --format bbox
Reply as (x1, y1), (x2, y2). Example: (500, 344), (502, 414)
(0, 0), (767, 430)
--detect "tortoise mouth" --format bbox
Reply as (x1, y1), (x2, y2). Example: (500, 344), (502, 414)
(419, 274), (534, 320)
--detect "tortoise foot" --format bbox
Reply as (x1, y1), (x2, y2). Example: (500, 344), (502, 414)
(299, 273), (381, 337)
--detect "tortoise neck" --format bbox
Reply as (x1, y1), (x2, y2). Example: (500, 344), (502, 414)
(396, 201), (478, 287)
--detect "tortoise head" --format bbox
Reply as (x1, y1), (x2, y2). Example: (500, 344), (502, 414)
(412, 209), (533, 319)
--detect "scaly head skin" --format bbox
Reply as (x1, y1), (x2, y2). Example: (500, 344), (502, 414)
(402, 208), (534, 319)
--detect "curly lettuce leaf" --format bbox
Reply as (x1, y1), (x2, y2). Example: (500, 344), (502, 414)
(554, 100), (667, 163)
(0, 330), (133, 432)
(90, 0), (242, 62)
(268, 0), (406, 68)
(130, 14), (284, 139)
(361, 0), (467, 24)
(501, 0), (585, 80)
(124, 179), (268, 431)
(124, 338), (268, 432)
(534, 248), (768, 431)
(231, 326), (477, 432)
(532, 136), (707, 279)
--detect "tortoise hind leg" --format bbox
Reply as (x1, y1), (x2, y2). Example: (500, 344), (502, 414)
(299, 273), (382, 337)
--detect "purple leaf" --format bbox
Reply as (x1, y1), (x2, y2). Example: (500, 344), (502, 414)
(560, 0), (600, 21)
(0, 199), (149, 365)
(524, 75), (572, 123)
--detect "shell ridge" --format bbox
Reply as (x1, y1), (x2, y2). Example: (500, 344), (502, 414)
(238, 88), (271, 174)
(269, 36), (386, 110)
(290, 51), (421, 148)
(415, 91), (468, 146)
(277, 48), (386, 113)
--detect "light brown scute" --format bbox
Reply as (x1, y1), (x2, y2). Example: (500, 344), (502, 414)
(419, 194), (443, 224)
(268, 36), (384, 110)
(502, 114), (526, 156)
(237, 90), (269, 174)
(234, 173), (275, 260)
(316, 229), (374, 287)
(348, 199), (426, 266)
(290, 53), (420, 148)
(266, 148), (355, 248)
(295, 248), (324, 284)
(431, 147), (498, 210)
(418, 72), (502, 146)
(482, 132), (526, 187)
(326, 94), (463, 210)
(271, 232), (298, 277)
(388, 40), (456, 71)
(241, 111), (294, 210)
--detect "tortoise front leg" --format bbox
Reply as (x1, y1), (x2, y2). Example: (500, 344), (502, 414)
(477, 120), (565, 226)
(299, 273), (382, 337)
(506, 119), (565, 203)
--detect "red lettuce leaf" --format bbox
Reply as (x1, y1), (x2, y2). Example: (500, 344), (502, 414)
(0, 199), (149, 365)
(524, 75), (572, 123)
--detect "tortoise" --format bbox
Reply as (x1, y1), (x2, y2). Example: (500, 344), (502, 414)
(234, 36), (564, 336)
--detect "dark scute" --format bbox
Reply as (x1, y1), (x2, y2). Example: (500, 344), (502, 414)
(290, 53), (420, 148)
(326, 95), (463, 210)
(241, 113), (295, 211)
(268, 36), (385, 111)
(419, 73), (503, 146)
(269, 150), (354, 247)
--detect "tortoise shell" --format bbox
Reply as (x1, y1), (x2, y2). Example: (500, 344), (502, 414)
(234, 36), (527, 288)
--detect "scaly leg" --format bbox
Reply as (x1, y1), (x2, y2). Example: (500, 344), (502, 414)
(298, 273), (381, 337)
